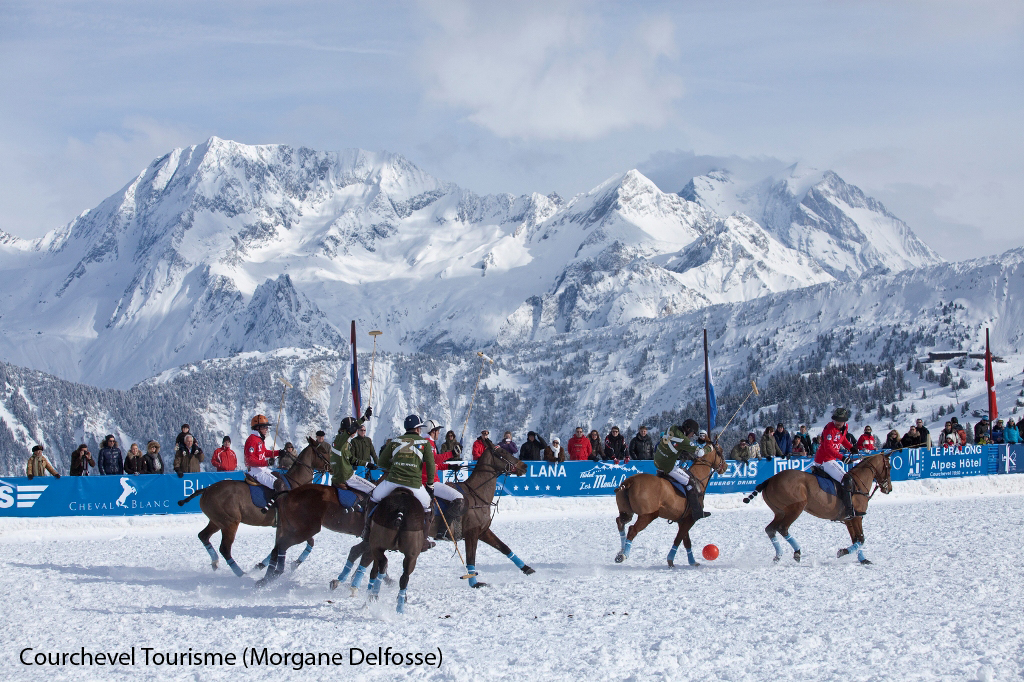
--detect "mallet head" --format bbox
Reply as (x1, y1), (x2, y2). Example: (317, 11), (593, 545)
(369, 330), (383, 337)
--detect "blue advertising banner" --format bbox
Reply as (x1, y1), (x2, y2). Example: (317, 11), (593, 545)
(1002, 445), (1022, 474)
(0, 446), (1003, 516)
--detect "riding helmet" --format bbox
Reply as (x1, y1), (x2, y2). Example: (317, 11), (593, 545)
(340, 416), (359, 435)
(250, 414), (272, 430)
(832, 407), (851, 422)
(680, 418), (700, 436)
(404, 414), (425, 431)
(423, 419), (443, 434)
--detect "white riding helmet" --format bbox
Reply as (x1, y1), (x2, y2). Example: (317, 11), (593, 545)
(423, 419), (443, 433)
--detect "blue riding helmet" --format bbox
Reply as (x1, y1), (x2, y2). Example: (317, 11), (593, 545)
(404, 414), (425, 431)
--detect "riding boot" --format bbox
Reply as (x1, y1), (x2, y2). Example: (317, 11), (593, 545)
(361, 502), (378, 540)
(839, 474), (856, 520)
(444, 498), (466, 541)
(260, 491), (280, 515)
(685, 484), (710, 522)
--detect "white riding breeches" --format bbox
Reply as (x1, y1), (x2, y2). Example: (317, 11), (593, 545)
(431, 481), (463, 502)
(819, 459), (846, 483)
(370, 479), (431, 511)
(345, 474), (375, 495)
(667, 466), (691, 487)
(248, 466), (276, 488)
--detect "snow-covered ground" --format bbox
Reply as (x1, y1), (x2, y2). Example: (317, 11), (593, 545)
(2, 477), (1022, 681)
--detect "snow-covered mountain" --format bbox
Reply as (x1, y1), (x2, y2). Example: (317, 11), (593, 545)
(2, 247), (1021, 476)
(680, 165), (942, 280)
(0, 139), (932, 389)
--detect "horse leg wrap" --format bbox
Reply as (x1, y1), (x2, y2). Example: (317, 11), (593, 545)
(770, 536), (784, 558)
(505, 551), (526, 569)
(350, 565), (367, 589)
(296, 543), (313, 564)
(686, 548), (697, 566)
(203, 543), (219, 563)
(857, 547), (867, 563)
(337, 560), (354, 583)
(784, 535), (801, 553)
(622, 540), (632, 559)
(367, 578), (381, 599)
(225, 558), (245, 577)
(619, 530), (627, 553)
(467, 564), (479, 588)
(396, 589), (407, 614)
(667, 545), (679, 563)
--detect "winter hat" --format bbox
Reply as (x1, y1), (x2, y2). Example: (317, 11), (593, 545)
(31, 445), (43, 452)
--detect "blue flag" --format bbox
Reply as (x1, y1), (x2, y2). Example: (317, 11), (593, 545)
(708, 374), (717, 431)
(703, 328), (718, 432)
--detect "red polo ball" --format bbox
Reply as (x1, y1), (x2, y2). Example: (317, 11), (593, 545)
(702, 544), (719, 561)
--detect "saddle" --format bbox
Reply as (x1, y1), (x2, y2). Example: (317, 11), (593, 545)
(809, 466), (838, 497)
(657, 471), (701, 498)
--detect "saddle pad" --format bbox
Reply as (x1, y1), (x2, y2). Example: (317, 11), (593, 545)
(813, 473), (838, 497)
(248, 484), (274, 508)
(335, 487), (360, 509)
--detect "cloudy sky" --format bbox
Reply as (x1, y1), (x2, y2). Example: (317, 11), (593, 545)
(1, 0), (1021, 259)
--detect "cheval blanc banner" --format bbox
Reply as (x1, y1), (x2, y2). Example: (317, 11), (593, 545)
(0, 446), (1002, 517)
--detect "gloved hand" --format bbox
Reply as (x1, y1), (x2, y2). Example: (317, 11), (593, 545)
(849, 444), (859, 455)
(427, 485), (436, 499)
(27, 474), (33, 480)
(54, 473), (61, 479)
(363, 406), (373, 419)
(177, 471), (184, 478)
(365, 463), (377, 471)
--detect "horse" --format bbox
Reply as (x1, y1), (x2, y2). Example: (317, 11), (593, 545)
(360, 489), (425, 614)
(742, 452), (892, 565)
(176, 437), (331, 576)
(327, 438), (531, 592)
(614, 443), (727, 567)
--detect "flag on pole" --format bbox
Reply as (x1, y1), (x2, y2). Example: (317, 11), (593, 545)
(703, 329), (718, 431)
(350, 321), (362, 418)
(985, 327), (997, 421)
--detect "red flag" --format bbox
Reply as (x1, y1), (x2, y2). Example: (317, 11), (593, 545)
(985, 328), (997, 421)
(350, 321), (362, 418)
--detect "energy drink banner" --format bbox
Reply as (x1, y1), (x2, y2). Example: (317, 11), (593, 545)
(0, 446), (1002, 516)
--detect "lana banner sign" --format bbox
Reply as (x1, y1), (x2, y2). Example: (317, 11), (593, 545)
(0, 447), (1002, 517)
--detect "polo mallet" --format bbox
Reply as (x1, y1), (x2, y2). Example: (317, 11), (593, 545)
(272, 376), (293, 453)
(714, 380), (759, 444)
(367, 330), (383, 409)
(459, 352), (494, 444)
(432, 498), (474, 580)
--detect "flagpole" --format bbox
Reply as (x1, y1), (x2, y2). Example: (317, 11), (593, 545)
(986, 327), (998, 422)
(351, 321), (361, 418)
(704, 328), (712, 436)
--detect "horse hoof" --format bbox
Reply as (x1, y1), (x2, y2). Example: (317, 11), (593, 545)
(211, 561), (219, 571)
(793, 551), (801, 563)
(837, 548), (850, 558)
(688, 562), (700, 568)
(614, 552), (625, 564)
(471, 582), (488, 589)
(330, 580), (340, 591)
(521, 566), (535, 575)
(772, 555), (781, 564)
(368, 595), (378, 603)
(667, 559), (674, 568)
(253, 562), (266, 571)
(349, 587), (359, 598)
(382, 575), (395, 587)
(290, 561), (302, 571)
(860, 558), (872, 566)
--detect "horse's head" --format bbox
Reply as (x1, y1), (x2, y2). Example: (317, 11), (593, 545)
(480, 438), (527, 476)
(298, 437), (332, 473)
(854, 452), (892, 495)
(700, 442), (728, 475)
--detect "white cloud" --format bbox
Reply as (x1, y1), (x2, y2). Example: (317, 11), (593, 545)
(417, 0), (683, 140)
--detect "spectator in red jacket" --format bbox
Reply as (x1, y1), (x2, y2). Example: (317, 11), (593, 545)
(856, 426), (876, 452)
(211, 436), (237, 472)
(472, 430), (490, 460)
(567, 427), (592, 461)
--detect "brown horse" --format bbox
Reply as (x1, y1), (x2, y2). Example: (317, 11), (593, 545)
(614, 444), (727, 567)
(742, 452), (892, 565)
(176, 438), (331, 576)
(361, 489), (424, 614)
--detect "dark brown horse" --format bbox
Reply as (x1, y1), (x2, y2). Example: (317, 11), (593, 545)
(614, 444), (727, 567)
(742, 452), (892, 565)
(176, 438), (331, 576)
(361, 489), (424, 614)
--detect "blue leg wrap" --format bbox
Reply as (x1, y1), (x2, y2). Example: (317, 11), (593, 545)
(260, 551), (274, 567)
(367, 577), (381, 597)
(505, 551), (526, 569)
(846, 541), (862, 555)
(296, 543), (313, 563)
(467, 564), (478, 587)
(351, 565), (366, 589)
(337, 560), (354, 582)
(619, 530), (627, 552)
(397, 589), (407, 614)
(667, 545), (679, 562)
(857, 548), (867, 562)
(622, 540), (632, 559)
(770, 536), (784, 557)
(686, 548), (697, 566)
(204, 543), (218, 562)
(225, 558), (245, 577)
(784, 535), (802, 552)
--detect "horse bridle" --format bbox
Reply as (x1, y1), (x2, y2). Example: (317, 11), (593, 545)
(687, 445), (724, 494)
(456, 443), (519, 511)
(279, 442), (332, 488)
(849, 453), (892, 500)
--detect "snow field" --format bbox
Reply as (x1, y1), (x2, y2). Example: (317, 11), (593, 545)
(1, 477), (1022, 681)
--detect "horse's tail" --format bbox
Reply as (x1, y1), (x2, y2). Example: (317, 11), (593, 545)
(742, 479), (770, 504)
(178, 487), (206, 507)
(615, 476), (635, 517)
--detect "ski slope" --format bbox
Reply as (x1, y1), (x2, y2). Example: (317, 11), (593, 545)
(1, 477), (1021, 681)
